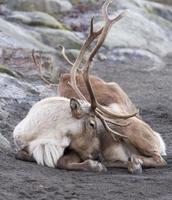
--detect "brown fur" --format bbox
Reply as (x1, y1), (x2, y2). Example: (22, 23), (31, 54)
(59, 74), (136, 111)
(58, 73), (167, 174)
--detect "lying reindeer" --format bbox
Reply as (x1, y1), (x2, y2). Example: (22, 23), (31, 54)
(14, 7), (136, 173)
(57, 0), (167, 174)
(13, 82), (134, 172)
(32, 0), (166, 173)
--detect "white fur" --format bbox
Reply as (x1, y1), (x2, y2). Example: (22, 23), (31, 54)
(154, 131), (166, 156)
(108, 103), (124, 114)
(13, 96), (88, 168)
(29, 137), (70, 168)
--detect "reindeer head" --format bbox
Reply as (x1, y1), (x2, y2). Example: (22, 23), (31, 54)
(69, 97), (101, 161)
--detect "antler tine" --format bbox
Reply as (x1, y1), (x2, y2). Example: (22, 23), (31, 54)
(59, 45), (74, 66)
(70, 17), (103, 101)
(100, 114), (131, 127)
(102, 0), (127, 23)
(96, 106), (138, 119)
(95, 111), (128, 141)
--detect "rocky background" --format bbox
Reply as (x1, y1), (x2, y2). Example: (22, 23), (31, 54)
(0, 0), (172, 199)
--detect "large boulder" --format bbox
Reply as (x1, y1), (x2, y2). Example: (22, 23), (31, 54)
(147, 0), (172, 5)
(6, 0), (73, 15)
(36, 28), (82, 49)
(0, 17), (54, 51)
(6, 11), (64, 29)
(0, 0), (6, 4)
(94, 0), (172, 57)
(69, 0), (96, 5)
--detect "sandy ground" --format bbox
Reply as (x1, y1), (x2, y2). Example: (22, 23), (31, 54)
(0, 54), (172, 200)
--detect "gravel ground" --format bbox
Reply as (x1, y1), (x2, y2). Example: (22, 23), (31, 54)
(0, 55), (172, 200)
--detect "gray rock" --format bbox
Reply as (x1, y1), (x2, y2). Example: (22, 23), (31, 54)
(0, 64), (20, 78)
(0, 73), (56, 141)
(36, 28), (82, 49)
(0, 0), (6, 4)
(147, 0), (172, 5)
(0, 73), (56, 100)
(6, 0), (73, 14)
(6, 11), (64, 29)
(0, 73), (39, 100)
(144, 1), (172, 22)
(0, 17), (54, 51)
(0, 133), (11, 150)
(95, 9), (172, 57)
(108, 48), (165, 72)
(69, 0), (96, 5)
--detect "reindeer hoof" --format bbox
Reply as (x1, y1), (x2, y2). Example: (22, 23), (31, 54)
(128, 156), (142, 175)
(129, 166), (142, 175)
(154, 156), (167, 166)
(86, 160), (107, 172)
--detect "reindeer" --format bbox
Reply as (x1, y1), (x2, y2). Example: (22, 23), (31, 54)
(13, 58), (135, 172)
(57, 0), (167, 174)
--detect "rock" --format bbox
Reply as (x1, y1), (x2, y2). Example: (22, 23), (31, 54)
(0, 17), (54, 51)
(0, 133), (11, 150)
(0, 0), (6, 4)
(107, 48), (165, 72)
(69, 0), (96, 5)
(145, 1), (172, 22)
(0, 64), (20, 77)
(0, 73), (40, 100)
(97, 53), (107, 61)
(6, 0), (73, 15)
(36, 28), (82, 49)
(147, 0), (172, 6)
(6, 11), (64, 29)
(0, 73), (56, 140)
(95, 9), (172, 57)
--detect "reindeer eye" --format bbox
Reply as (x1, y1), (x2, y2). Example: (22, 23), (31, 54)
(89, 120), (96, 129)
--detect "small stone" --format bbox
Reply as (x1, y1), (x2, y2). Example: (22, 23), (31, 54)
(0, 133), (11, 150)
(97, 53), (107, 61)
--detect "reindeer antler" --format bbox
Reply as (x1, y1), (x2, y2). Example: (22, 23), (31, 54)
(69, 17), (103, 101)
(70, 0), (137, 140)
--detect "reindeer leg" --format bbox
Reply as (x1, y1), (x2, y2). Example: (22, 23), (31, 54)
(15, 148), (35, 162)
(132, 154), (167, 168)
(128, 153), (167, 174)
(127, 155), (143, 174)
(57, 151), (107, 172)
(104, 159), (142, 174)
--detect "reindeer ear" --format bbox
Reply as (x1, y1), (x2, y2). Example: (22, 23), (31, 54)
(70, 98), (84, 119)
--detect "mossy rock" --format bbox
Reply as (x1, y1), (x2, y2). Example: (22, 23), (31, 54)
(69, 0), (96, 5)
(0, 65), (20, 78)
(7, 11), (65, 29)
(6, 0), (73, 14)
(36, 28), (82, 50)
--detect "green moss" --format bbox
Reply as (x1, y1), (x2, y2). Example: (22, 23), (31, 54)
(70, 0), (96, 5)
(144, 5), (158, 15)
(0, 65), (20, 77)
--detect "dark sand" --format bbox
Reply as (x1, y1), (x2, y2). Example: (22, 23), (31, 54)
(1, 55), (172, 200)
